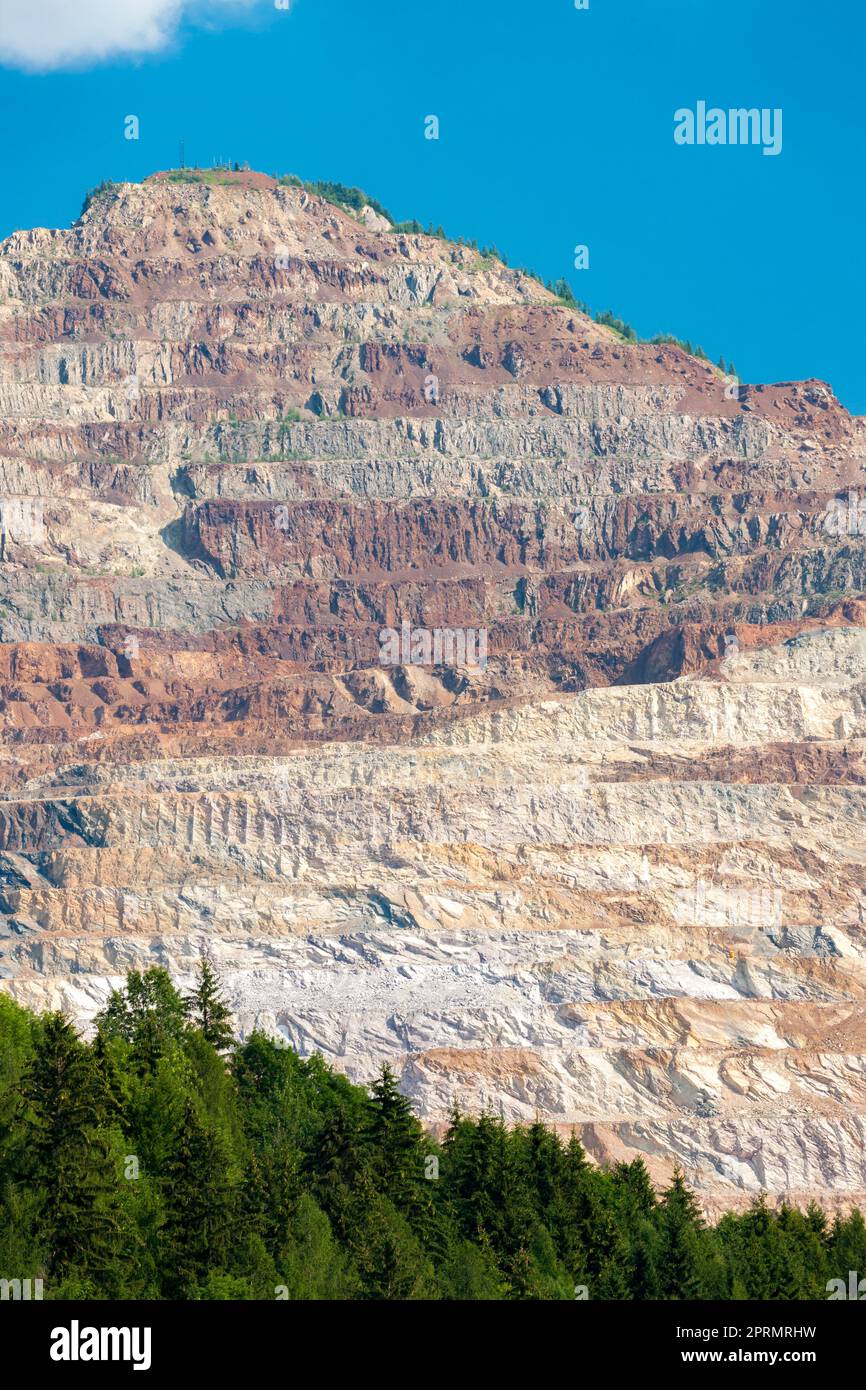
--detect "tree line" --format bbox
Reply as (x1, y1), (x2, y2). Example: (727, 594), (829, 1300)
(0, 962), (863, 1300)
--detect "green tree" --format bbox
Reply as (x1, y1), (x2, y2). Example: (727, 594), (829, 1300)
(440, 1234), (507, 1300)
(277, 1193), (358, 1299)
(366, 1065), (424, 1207)
(98, 966), (188, 1074)
(656, 1167), (706, 1299)
(159, 1099), (237, 1297)
(20, 1014), (134, 1289)
(186, 955), (235, 1051)
(345, 1181), (439, 1300)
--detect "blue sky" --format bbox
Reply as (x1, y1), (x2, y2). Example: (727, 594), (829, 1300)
(1, 0), (863, 410)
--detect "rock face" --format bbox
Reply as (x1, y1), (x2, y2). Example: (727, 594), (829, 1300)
(1, 168), (866, 1208)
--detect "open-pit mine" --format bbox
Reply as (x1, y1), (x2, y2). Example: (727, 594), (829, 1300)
(2, 169), (865, 1209)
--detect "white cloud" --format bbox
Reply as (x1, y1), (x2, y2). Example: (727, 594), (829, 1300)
(0, 0), (263, 72)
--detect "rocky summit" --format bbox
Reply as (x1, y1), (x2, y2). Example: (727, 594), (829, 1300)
(1, 168), (865, 1210)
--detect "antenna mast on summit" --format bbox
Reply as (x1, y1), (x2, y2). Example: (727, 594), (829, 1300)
(180, 139), (186, 169)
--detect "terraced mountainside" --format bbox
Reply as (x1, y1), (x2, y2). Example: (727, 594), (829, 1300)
(1, 169), (866, 1209)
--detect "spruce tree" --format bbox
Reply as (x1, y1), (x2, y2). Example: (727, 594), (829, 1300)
(828, 1208), (866, 1287)
(344, 1179), (438, 1300)
(185, 955), (235, 1051)
(627, 1221), (661, 1299)
(21, 1014), (132, 1287)
(526, 1119), (564, 1212)
(366, 1065), (423, 1207)
(656, 1166), (706, 1299)
(159, 1099), (236, 1297)
(613, 1157), (657, 1219)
